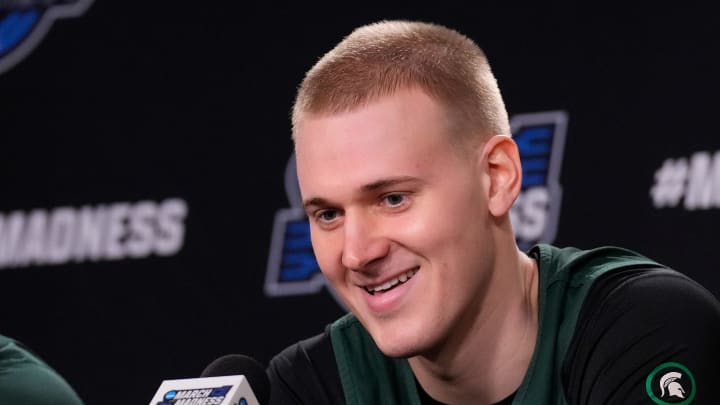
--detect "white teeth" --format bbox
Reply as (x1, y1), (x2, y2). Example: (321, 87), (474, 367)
(367, 268), (418, 294)
(378, 280), (395, 291)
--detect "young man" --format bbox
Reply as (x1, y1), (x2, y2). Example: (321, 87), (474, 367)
(267, 20), (720, 404)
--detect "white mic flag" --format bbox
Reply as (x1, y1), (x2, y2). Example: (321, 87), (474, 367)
(148, 374), (260, 405)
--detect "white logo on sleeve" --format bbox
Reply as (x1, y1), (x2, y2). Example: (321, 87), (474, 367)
(660, 372), (686, 399)
(646, 362), (696, 404)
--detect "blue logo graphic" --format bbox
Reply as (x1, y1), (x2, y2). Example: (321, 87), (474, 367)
(0, 0), (93, 76)
(163, 390), (177, 401)
(509, 111), (568, 250)
(264, 153), (330, 298)
(209, 386), (231, 397)
(265, 111), (568, 304)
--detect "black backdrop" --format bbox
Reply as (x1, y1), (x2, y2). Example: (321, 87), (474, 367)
(1, 3), (718, 404)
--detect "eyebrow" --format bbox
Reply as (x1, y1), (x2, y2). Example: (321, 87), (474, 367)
(360, 176), (421, 192)
(302, 176), (423, 210)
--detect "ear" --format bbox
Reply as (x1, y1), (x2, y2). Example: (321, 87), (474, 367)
(481, 135), (522, 217)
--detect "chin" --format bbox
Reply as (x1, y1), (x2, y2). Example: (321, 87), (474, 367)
(372, 329), (428, 359)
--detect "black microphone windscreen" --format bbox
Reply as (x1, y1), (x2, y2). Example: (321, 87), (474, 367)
(201, 354), (270, 404)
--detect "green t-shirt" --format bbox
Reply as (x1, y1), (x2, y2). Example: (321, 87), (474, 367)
(329, 244), (663, 405)
(0, 334), (84, 405)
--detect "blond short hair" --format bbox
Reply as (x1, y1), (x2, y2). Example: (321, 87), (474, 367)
(291, 20), (510, 142)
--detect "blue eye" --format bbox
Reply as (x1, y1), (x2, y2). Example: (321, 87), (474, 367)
(319, 210), (339, 222)
(384, 194), (406, 207)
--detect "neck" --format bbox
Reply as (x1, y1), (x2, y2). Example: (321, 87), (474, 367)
(409, 245), (539, 405)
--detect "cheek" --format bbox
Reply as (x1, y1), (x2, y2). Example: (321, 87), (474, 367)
(403, 196), (483, 248)
(399, 197), (488, 272)
(392, 213), (463, 267)
(310, 229), (344, 280)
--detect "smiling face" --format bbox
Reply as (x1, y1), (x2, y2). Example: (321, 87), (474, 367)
(295, 88), (499, 358)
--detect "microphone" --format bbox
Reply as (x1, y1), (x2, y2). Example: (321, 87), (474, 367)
(148, 354), (270, 405)
(201, 354), (270, 403)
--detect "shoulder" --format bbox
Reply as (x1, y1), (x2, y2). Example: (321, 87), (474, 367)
(267, 328), (345, 405)
(562, 266), (720, 404)
(0, 335), (84, 405)
(579, 266), (720, 332)
(532, 244), (668, 282)
(268, 329), (334, 374)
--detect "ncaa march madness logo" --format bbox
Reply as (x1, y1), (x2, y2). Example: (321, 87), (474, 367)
(156, 385), (233, 405)
(0, 0), (93, 75)
(265, 111), (568, 304)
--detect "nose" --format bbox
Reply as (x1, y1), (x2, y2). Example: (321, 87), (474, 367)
(341, 211), (389, 271)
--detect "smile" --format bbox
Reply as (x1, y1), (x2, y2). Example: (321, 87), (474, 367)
(364, 268), (419, 295)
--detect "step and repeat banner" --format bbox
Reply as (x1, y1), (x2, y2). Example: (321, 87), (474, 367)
(1, 3), (718, 404)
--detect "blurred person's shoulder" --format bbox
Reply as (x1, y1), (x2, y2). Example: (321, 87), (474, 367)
(0, 334), (85, 405)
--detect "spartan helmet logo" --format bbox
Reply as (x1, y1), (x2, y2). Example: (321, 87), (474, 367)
(659, 372), (686, 399)
(646, 362), (696, 405)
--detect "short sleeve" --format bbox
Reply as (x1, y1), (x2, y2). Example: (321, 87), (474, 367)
(267, 330), (345, 405)
(562, 267), (720, 405)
